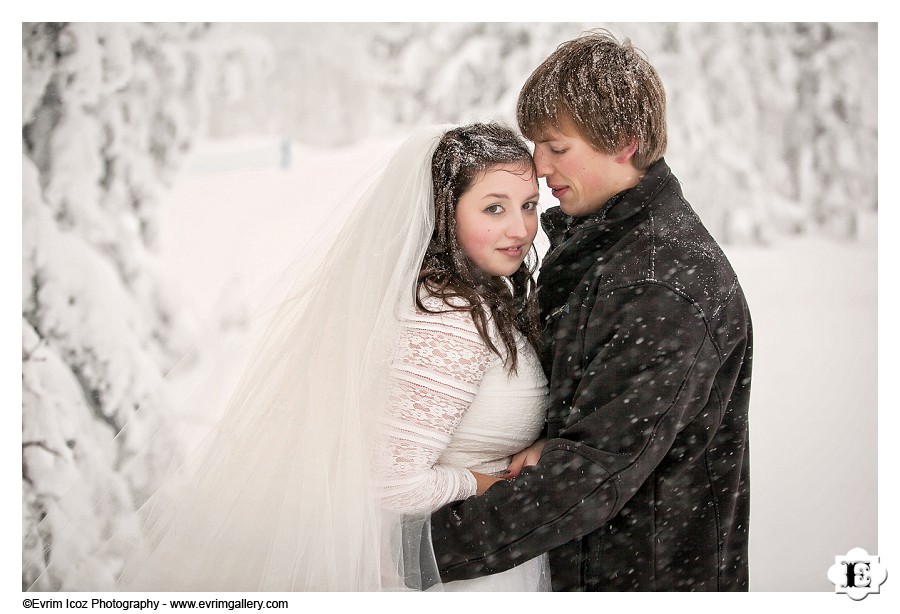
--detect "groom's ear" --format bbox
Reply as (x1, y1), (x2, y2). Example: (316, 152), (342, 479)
(615, 139), (638, 164)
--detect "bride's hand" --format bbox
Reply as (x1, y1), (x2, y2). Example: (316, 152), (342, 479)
(504, 438), (546, 479)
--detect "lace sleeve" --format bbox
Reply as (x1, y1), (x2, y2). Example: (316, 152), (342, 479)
(375, 305), (494, 515)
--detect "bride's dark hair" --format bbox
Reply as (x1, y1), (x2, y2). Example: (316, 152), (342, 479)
(417, 122), (541, 372)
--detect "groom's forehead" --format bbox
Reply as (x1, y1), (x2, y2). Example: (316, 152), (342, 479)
(533, 123), (578, 144)
(530, 113), (582, 141)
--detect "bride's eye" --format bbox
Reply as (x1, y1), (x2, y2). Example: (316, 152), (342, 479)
(485, 204), (504, 214)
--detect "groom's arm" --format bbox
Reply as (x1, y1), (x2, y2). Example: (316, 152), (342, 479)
(429, 283), (713, 582)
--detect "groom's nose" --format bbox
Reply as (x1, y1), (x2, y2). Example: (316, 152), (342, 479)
(533, 147), (551, 178)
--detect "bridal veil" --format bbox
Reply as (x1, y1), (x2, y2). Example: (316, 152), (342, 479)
(26, 125), (452, 591)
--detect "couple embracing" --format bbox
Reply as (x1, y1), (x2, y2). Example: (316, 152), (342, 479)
(421, 30), (752, 592)
(34, 29), (751, 593)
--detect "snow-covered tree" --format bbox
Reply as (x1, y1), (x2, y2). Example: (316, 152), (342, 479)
(22, 22), (272, 590)
(636, 22), (877, 242)
(22, 19), (877, 590)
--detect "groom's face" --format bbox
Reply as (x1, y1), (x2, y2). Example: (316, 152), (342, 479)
(532, 121), (640, 217)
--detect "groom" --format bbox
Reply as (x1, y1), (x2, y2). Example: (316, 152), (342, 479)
(429, 30), (752, 591)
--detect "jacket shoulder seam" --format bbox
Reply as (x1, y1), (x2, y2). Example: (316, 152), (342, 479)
(595, 279), (726, 361)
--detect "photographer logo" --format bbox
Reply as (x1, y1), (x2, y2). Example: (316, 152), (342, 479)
(826, 547), (887, 600)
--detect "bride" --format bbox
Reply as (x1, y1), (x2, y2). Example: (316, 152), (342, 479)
(28, 122), (550, 592)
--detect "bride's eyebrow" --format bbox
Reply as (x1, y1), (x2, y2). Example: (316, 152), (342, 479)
(481, 192), (541, 201)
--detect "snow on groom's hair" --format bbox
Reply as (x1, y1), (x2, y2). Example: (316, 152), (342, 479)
(517, 29), (668, 170)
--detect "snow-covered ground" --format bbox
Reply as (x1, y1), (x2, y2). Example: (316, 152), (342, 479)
(725, 230), (877, 591)
(156, 135), (878, 593)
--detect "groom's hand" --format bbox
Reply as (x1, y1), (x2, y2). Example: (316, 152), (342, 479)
(471, 471), (503, 495)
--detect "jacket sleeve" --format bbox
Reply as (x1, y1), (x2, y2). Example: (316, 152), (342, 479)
(373, 308), (493, 515)
(429, 281), (719, 581)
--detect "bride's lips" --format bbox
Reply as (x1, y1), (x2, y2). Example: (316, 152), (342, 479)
(497, 244), (526, 257)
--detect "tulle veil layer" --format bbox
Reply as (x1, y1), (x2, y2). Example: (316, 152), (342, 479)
(25, 125), (454, 591)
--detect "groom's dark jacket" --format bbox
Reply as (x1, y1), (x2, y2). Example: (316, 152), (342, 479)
(430, 158), (752, 591)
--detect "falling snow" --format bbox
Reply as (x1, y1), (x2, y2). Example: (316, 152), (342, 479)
(20, 22), (877, 592)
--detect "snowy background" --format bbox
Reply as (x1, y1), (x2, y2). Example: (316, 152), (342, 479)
(20, 21), (880, 595)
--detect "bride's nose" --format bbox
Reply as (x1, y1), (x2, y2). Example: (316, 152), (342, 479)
(506, 210), (529, 240)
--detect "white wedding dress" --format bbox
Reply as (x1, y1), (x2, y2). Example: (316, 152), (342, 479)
(376, 295), (551, 591)
(25, 125), (551, 593)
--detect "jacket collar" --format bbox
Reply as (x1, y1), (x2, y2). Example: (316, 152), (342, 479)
(540, 158), (673, 251)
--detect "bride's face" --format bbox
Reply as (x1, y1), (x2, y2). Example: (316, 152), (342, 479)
(454, 163), (539, 277)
